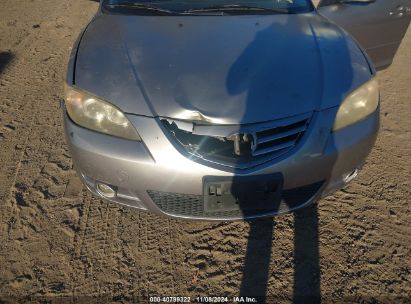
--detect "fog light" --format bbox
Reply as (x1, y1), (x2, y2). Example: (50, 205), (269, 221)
(343, 169), (359, 184)
(96, 183), (116, 198)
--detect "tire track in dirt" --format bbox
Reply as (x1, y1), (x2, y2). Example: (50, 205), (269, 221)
(71, 195), (122, 296)
(0, 0), (410, 302)
(0, 0), (100, 300)
(137, 213), (176, 297)
(176, 221), (254, 294)
(1, 125), (80, 298)
(0, 0), (87, 203)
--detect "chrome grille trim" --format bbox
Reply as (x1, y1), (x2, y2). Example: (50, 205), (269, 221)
(252, 139), (296, 156)
(161, 111), (313, 169)
(250, 115), (310, 157)
(256, 125), (307, 145)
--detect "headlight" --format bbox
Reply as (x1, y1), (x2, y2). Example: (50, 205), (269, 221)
(333, 78), (379, 131)
(64, 84), (141, 140)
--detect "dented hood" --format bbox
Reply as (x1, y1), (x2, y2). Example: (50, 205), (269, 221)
(75, 12), (372, 124)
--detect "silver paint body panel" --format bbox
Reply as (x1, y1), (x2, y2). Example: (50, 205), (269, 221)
(318, 0), (411, 69)
(64, 106), (379, 220)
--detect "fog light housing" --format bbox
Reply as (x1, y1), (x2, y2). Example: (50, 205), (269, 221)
(343, 169), (359, 184)
(321, 168), (360, 198)
(96, 182), (116, 198)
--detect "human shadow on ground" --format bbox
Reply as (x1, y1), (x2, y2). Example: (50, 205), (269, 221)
(239, 205), (320, 303)
(0, 51), (14, 75)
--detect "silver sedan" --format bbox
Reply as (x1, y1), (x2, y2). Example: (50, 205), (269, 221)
(63, 0), (410, 220)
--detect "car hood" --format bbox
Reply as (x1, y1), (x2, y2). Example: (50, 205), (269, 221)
(75, 12), (372, 124)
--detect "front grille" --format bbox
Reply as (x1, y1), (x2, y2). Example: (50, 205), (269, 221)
(161, 112), (312, 169)
(252, 118), (309, 157)
(147, 181), (323, 219)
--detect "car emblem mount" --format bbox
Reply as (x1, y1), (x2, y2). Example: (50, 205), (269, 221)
(227, 133), (257, 157)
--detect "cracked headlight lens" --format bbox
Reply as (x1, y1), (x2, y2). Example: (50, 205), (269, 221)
(333, 78), (379, 131)
(64, 84), (141, 140)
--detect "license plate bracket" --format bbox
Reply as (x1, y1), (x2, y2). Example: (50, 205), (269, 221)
(203, 174), (283, 213)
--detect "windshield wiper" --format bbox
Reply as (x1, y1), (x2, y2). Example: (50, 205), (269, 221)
(185, 4), (292, 14)
(105, 3), (183, 15)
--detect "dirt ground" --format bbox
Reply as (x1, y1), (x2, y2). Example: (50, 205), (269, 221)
(0, 0), (410, 303)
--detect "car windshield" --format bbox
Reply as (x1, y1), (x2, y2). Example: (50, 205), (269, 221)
(102, 0), (313, 15)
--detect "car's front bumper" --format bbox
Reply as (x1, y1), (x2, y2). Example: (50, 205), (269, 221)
(63, 106), (379, 220)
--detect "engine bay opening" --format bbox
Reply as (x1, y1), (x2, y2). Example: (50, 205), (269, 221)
(161, 119), (253, 161)
(160, 114), (311, 168)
